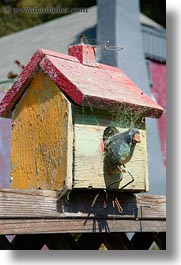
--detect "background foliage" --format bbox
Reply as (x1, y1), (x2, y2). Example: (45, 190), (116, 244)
(0, 0), (165, 38)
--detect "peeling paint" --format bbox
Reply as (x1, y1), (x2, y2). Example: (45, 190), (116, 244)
(0, 47), (163, 119)
(11, 70), (72, 190)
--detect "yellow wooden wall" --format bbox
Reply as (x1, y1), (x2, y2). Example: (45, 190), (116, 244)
(11, 70), (73, 190)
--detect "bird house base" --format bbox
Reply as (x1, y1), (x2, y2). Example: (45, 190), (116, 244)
(0, 189), (166, 235)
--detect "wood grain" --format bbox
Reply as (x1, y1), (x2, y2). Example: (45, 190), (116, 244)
(40, 54), (164, 118)
(73, 106), (149, 191)
(0, 189), (166, 234)
(0, 49), (45, 118)
(0, 47), (163, 120)
(0, 48), (79, 119)
(0, 219), (166, 235)
(68, 44), (96, 66)
(11, 70), (73, 190)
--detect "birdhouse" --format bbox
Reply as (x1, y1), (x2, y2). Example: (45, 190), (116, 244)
(0, 43), (163, 193)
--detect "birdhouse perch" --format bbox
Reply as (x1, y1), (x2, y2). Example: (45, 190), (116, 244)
(0, 43), (164, 192)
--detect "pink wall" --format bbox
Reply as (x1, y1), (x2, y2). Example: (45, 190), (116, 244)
(150, 61), (166, 166)
(0, 91), (11, 188)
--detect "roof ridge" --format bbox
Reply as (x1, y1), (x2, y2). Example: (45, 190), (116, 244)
(39, 48), (80, 63)
(0, 47), (164, 119)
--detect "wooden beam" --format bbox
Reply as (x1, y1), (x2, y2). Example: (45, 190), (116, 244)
(0, 189), (166, 218)
(0, 219), (166, 235)
(0, 189), (166, 235)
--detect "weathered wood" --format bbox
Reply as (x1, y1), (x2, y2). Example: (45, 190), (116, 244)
(0, 189), (166, 219)
(0, 49), (45, 118)
(0, 219), (166, 235)
(11, 70), (73, 190)
(73, 106), (149, 191)
(0, 47), (163, 120)
(69, 44), (96, 66)
(74, 124), (148, 191)
(0, 45), (163, 194)
(136, 195), (166, 219)
(0, 189), (166, 234)
(40, 53), (164, 118)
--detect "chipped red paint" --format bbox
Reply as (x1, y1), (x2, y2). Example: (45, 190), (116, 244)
(40, 56), (84, 105)
(100, 140), (105, 153)
(68, 44), (96, 66)
(96, 63), (122, 73)
(0, 46), (164, 119)
(40, 48), (79, 63)
(0, 49), (45, 118)
(150, 61), (166, 166)
(83, 95), (162, 118)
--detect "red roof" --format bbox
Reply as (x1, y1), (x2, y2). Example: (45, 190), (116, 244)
(0, 45), (164, 118)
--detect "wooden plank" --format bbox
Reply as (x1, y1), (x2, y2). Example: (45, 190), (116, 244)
(0, 190), (166, 219)
(73, 125), (148, 189)
(0, 189), (166, 234)
(0, 189), (57, 218)
(137, 195), (166, 219)
(0, 219), (166, 235)
(140, 220), (166, 232)
(11, 70), (73, 190)
(73, 106), (149, 191)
